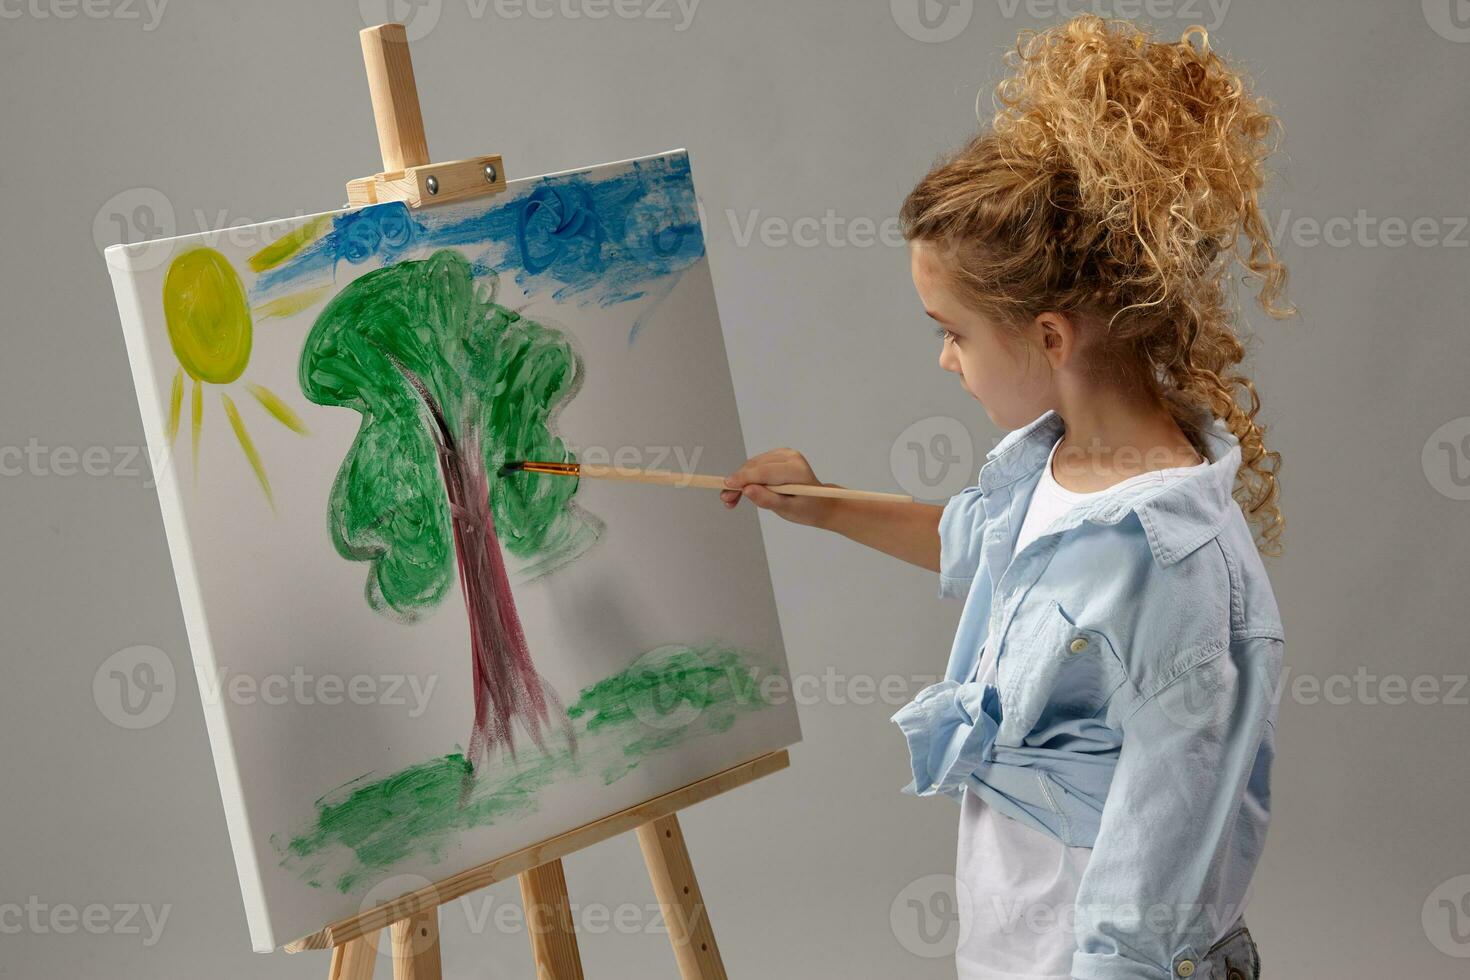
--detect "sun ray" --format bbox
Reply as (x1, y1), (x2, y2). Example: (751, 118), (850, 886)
(161, 246), (312, 514)
(222, 393), (274, 509)
(248, 215), (331, 273)
(166, 369), (183, 446)
(191, 379), (203, 480)
(254, 286), (331, 320)
(246, 382), (309, 435)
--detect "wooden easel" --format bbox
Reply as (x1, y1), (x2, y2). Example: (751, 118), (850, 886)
(285, 23), (792, 980)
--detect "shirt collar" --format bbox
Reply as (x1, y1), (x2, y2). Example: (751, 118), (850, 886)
(977, 408), (1242, 566)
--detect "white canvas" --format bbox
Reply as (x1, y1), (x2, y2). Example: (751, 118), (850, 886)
(105, 150), (800, 951)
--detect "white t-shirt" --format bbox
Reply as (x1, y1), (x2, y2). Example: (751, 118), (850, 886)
(956, 436), (1207, 980)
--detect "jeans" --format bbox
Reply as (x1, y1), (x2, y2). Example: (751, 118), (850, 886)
(1199, 921), (1262, 979)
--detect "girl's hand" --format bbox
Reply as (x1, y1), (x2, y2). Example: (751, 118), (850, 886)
(721, 448), (836, 528)
(723, 447), (944, 570)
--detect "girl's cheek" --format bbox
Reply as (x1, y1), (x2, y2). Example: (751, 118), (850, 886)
(959, 361), (988, 401)
(962, 353), (989, 389)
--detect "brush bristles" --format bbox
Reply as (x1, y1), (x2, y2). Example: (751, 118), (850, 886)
(499, 460), (581, 479)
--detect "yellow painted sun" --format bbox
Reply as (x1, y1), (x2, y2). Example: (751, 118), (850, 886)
(161, 246), (307, 506)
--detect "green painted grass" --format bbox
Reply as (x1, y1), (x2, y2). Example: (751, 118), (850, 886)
(273, 644), (775, 893)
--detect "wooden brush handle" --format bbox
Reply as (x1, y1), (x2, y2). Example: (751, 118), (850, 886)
(576, 464), (913, 504)
(761, 482), (914, 504)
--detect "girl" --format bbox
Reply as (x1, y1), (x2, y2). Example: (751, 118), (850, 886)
(722, 16), (1288, 980)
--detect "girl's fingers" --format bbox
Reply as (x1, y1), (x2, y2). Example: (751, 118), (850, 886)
(724, 461), (764, 488)
(741, 484), (788, 513)
(726, 459), (809, 490)
(719, 481), (786, 509)
(726, 449), (799, 486)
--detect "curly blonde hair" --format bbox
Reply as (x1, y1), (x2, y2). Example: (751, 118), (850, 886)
(900, 15), (1292, 554)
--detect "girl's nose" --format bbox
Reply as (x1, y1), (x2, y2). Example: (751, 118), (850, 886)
(939, 344), (960, 374)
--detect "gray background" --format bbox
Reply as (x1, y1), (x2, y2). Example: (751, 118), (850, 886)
(3, 0), (1468, 977)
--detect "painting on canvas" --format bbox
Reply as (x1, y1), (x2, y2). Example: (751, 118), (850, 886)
(105, 150), (800, 950)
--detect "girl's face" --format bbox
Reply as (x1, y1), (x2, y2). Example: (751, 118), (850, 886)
(909, 241), (1055, 430)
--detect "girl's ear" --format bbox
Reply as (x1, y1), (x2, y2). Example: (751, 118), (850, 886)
(1033, 312), (1076, 369)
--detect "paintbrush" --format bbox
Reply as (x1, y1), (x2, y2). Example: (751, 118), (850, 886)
(498, 460), (913, 503)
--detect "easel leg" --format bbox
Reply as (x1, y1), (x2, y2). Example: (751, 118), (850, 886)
(637, 814), (728, 980)
(389, 910), (442, 980)
(518, 859), (586, 980)
(328, 933), (379, 980)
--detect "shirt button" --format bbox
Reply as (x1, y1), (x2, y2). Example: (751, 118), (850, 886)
(1068, 637), (1088, 654)
(1175, 960), (1196, 978)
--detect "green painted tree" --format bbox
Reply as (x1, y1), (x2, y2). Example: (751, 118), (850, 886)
(299, 249), (599, 771)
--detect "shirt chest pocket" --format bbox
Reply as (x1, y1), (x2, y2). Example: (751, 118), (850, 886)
(994, 599), (1128, 746)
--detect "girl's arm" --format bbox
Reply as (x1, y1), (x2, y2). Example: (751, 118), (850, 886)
(721, 448), (943, 572)
(1068, 634), (1283, 977)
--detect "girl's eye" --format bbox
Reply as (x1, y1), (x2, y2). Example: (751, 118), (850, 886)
(935, 327), (958, 345)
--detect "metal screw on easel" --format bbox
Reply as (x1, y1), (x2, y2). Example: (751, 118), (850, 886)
(426, 175), (440, 196)
(484, 163), (498, 183)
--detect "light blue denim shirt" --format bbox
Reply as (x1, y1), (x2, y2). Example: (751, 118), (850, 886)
(892, 408), (1284, 980)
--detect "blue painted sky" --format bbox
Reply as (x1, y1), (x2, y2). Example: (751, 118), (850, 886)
(253, 153), (705, 328)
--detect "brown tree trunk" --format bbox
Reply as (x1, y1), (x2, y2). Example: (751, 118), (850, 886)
(438, 429), (572, 777)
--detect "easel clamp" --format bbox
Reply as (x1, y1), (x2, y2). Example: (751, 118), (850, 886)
(347, 155), (507, 208)
(348, 23), (507, 209)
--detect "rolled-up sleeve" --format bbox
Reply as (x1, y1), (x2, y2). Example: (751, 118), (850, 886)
(1070, 635), (1283, 980)
(890, 679), (997, 801)
(938, 486), (986, 599)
